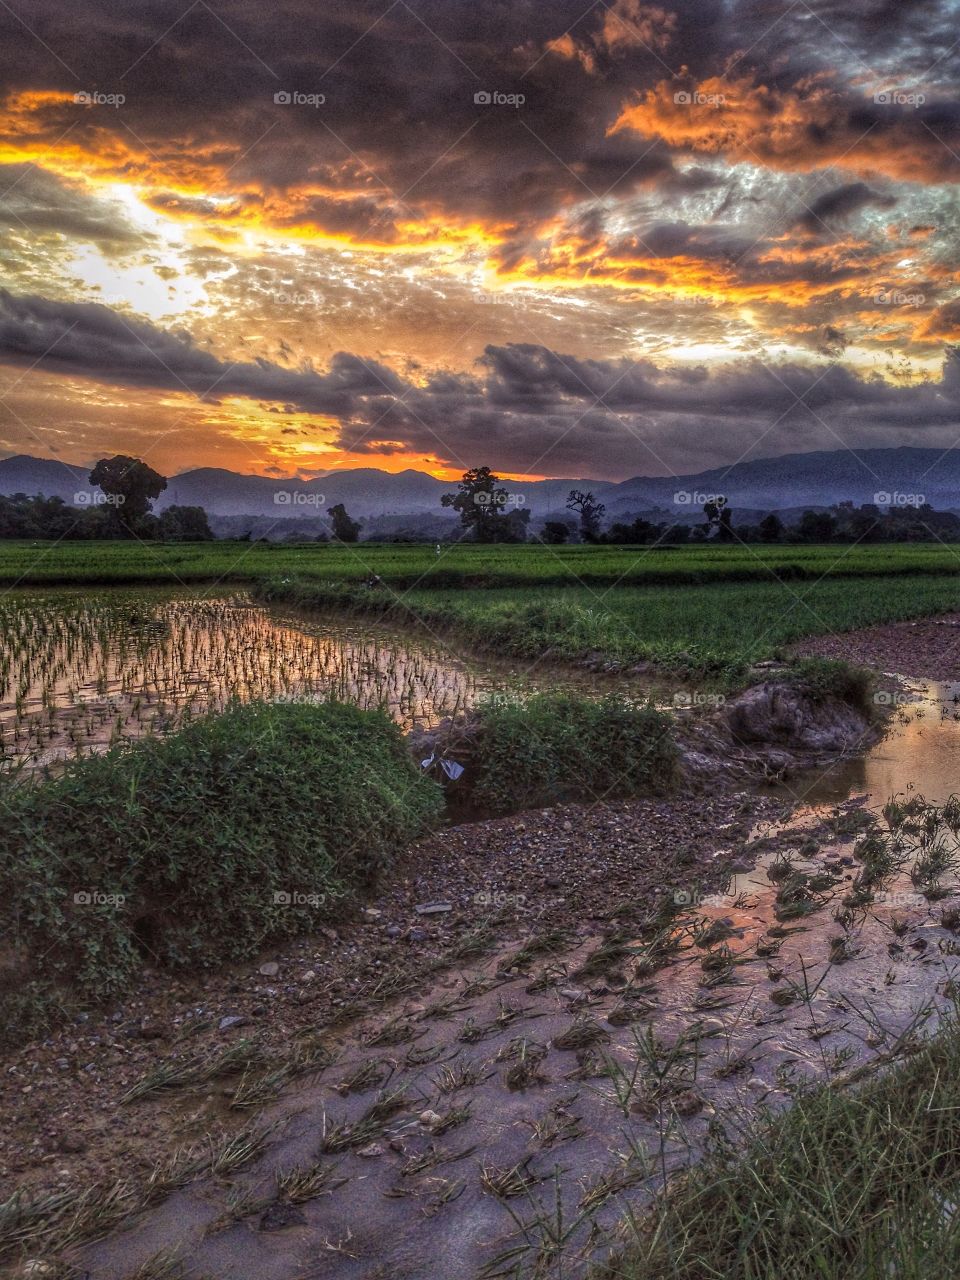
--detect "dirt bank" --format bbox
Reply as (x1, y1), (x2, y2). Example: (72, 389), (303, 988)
(792, 612), (960, 679)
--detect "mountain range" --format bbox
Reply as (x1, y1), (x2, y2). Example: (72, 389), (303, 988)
(0, 448), (957, 525)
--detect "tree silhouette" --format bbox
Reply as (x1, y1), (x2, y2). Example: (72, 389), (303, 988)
(566, 489), (606, 542)
(441, 466), (508, 541)
(89, 455), (166, 536)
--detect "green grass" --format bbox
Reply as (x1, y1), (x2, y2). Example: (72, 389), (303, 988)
(256, 574), (960, 680)
(610, 1008), (960, 1280)
(0, 701), (442, 1040)
(469, 694), (678, 812)
(1, 539), (960, 589)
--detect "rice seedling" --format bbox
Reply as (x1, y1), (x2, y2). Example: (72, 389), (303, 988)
(480, 1156), (543, 1200)
(319, 1089), (408, 1153)
(554, 1017), (610, 1051)
(275, 1161), (348, 1203)
(498, 1037), (550, 1090)
(434, 1057), (491, 1094)
(335, 1058), (392, 1095)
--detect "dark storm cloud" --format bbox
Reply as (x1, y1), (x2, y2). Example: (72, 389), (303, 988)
(2, 289), (958, 477)
(796, 183), (897, 234)
(2, 0), (958, 246)
(0, 164), (148, 246)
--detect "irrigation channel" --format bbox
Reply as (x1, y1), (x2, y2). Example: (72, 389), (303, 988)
(8, 589), (960, 1277)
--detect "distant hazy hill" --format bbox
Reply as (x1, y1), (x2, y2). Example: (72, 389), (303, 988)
(1, 447), (958, 521)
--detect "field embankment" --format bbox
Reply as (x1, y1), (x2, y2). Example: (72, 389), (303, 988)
(609, 1004), (960, 1280)
(256, 575), (960, 682)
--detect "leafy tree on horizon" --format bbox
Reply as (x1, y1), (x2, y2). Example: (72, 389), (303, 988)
(89, 455), (167, 536)
(441, 466), (508, 541)
(327, 502), (361, 542)
(540, 519), (573, 545)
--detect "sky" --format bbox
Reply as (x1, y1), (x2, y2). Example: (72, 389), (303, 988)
(0, 0), (958, 482)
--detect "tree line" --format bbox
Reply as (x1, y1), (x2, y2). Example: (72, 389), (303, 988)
(441, 467), (960, 545)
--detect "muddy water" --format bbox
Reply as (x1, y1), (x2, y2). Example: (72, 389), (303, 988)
(802, 676), (960, 807)
(72, 677), (960, 1279)
(0, 588), (654, 770)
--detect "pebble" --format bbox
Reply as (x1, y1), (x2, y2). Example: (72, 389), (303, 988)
(419, 1109), (442, 1129)
(415, 902), (452, 915)
(258, 962), (280, 978)
(218, 1015), (246, 1031)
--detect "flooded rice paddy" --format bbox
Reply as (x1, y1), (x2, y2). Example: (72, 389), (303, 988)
(0, 587), (628, 771)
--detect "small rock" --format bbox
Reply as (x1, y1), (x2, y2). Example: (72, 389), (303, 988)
(409, 928), (428, 943)
(363, 908), (382, 920)
(747, 1076), (768, 1092)
(301, 970), (317, 981)
(415, 902), (452, 915)
(258, 962), (280, 978)
(386, 926), (402, 938)
(419, 1109), (443, 1129)
(219, 1015), (247, 1031)
(357, 1143), (384, 1158)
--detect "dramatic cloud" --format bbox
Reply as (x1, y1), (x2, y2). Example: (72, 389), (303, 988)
(2, 289), (958, 478)
(0, 0), (956, 475)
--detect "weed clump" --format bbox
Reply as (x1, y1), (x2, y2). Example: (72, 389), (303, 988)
(0, 701), (442, 1038)
(468, 693), (677, 813)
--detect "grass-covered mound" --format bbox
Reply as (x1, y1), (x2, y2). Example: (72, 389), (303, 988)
(0, 701), (442, 1035)
(467, 693), (677, 813)
(609, 1007), (960, 1280)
